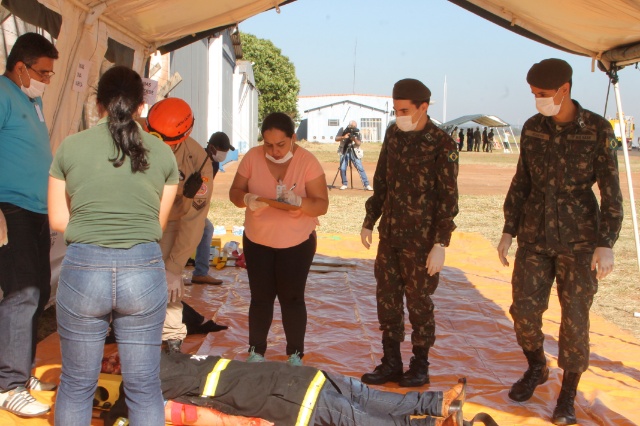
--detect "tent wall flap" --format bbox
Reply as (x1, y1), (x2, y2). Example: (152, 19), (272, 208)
(2, 0), (62, 38)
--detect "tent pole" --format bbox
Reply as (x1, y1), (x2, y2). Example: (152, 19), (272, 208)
(612, 76), (640, 271)
(509, 125), (519, 153)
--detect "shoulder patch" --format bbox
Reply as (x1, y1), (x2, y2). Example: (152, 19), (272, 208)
(447, 150), (459, 163)
(609, 138), (620, 150)
(192, 198), (207, 211)
(523, 130), (550, 141)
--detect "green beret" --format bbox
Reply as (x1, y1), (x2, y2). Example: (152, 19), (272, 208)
(392, 78), (431, 102)
(526, 58), (572, 90)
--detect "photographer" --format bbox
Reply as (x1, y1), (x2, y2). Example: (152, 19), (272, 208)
(336, 121), (373, 190)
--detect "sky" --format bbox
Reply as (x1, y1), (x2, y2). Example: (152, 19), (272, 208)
(241, 0), (640, 128)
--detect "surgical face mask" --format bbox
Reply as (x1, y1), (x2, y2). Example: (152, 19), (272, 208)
(211, 150), (228, 163)
(265, 140), (294, 164)
(19, 72), (46, 99)
(396, 109), (421, 132)
(535, 90), (563, 117)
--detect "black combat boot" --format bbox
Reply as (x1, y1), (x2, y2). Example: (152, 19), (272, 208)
(361, 338), (403, 385)
(508, 347), (549, 402)
(162, 339), (182, 354)
(551, 371), (581, 425)
(399, 346), (430, 387)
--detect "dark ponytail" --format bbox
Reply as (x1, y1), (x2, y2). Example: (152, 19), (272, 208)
(96, 66), (149, 173)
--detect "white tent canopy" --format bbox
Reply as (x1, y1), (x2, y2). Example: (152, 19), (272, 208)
(441, 114), (509, 129)
(1, 0), (296, 151)
(447, 0), (640, 70)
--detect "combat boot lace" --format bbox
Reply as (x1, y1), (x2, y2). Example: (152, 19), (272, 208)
(551, 371), (581, 425)
(361, 339), (403, 385)
(508, 348), (548, 402)
(399, 346), (430, 387)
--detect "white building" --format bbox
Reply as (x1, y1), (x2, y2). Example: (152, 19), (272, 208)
(297, 94), (393, 143)
(167, 29), (259, 154)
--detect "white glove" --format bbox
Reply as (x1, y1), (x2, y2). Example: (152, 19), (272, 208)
(360, 227), (373, 249)
(166, 269), (183, 303)
(0, 209), (7, 247)
(243, 193), (268, 211)
(282, 189), (302, 207)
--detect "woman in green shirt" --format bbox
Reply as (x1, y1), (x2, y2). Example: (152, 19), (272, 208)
(48, 66), (178, 425)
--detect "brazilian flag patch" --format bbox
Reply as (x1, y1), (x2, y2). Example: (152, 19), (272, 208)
(448, 150), (459, 163)
(608, 138), (620, 150)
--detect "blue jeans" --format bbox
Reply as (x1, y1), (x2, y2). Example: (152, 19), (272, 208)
(55, 243), (167, 426)
(313, 372), (441, 425)
(0, 203), (51, 391)
(339, 151), (369, 187)
(193, 218), (214, 276)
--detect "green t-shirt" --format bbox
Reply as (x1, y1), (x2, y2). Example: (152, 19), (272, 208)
(50, 118), (179, 248)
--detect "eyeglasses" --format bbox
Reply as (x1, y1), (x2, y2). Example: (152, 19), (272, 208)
(27, 65), (55, 80)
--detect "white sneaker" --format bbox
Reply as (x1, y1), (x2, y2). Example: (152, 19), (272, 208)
(26, 376), (57, 391)
(0, 387), (50, 417)
(339, 185), (348, 190)
(365, 185), (373, 191)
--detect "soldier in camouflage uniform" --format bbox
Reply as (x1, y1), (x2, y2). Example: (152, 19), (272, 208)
(360, 78), (459, 388)
(497, 59), (623, 426)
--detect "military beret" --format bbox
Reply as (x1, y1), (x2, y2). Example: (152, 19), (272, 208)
(526, 58), (572, 90)
(392, 78), (431, 101)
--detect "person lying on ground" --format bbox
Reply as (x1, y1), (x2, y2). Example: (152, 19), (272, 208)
(106, 352), (498, 426)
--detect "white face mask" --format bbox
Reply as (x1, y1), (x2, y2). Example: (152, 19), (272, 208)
(211, 150), (227, 163)
(396, 109), (421, 132)
(265, 141), (294, 164)
(535, 90), (564, 117)
(19, 72), (46, 99)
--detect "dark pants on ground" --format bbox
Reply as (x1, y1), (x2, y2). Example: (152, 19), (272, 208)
(313, 371), (442, 425)
(374, 239), (439, 348)
(0, 203), (51, 391)
(243, 232), (317, 356)
(510, 245), (597, 372)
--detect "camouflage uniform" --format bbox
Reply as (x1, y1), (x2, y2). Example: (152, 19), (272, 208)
(363, 118), (459, 348)
(503, 101), (623, 372)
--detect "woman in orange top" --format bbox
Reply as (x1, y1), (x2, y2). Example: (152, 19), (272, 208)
(229, 112), (328, 365)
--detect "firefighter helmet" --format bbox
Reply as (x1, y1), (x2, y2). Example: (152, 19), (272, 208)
(145, 98), (194, 145)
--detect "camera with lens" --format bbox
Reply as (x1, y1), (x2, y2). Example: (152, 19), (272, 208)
(345, 127), (360, 141)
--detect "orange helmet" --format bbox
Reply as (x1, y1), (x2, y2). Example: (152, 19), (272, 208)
(145, 98), (194, 145)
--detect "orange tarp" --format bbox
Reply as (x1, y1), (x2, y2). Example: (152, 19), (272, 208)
(7, 232), (640, 425)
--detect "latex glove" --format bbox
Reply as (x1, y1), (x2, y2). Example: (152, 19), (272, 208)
(591, 247), (614, 279)
(166, 269), (183, 303)
(426, 245), (445, 276)
(0, 208), (7, 247)
(243, 193), (268, 211)
(282, 189), (301, 207)
(360, 227), (372, 249)
(497, 233), (513, 267)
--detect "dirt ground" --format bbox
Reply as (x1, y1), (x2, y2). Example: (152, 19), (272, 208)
(214, 152), (640, 198)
